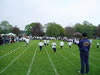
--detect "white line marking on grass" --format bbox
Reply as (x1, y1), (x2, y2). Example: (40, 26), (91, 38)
(0, 44), (25, 59)
(57, 43), (100, 69)
(0, 42), (34, 74)
(45, 47), (59, 75)
(56, 45), (79, 69)
(27, 47), (38, 75)
(65, 48), (100, 69)
(57, 52), (79, 69)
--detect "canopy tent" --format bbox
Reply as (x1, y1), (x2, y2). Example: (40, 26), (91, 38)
(6, 33), (16, 36)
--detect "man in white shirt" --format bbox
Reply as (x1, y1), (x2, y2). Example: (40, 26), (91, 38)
(97, 41), (99, 48)
(39, 40), (44, 51)
(44, 40), (47, 46)
(60, 41), (64, 49)
(52, 40), (56, 53)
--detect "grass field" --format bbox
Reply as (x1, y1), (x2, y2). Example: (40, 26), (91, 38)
(0, 40), (100, 75)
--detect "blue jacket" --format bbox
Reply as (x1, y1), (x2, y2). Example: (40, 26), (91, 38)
(78, 38), (90, 52)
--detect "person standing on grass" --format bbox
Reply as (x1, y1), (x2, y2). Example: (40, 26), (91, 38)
(52, 40), (56, 53)
(39, 40), (44, 51)
(60, 41), (64, 49)
(25, 36), (30, 46)
(0, 35), (3, 45)
(97, 41), (99, 48)
(44, 39), (46, 46)
(89, 39), (92, 47)
(68, 41), (72, 48)
(75, 39), (79, 44)
(89, 39), (92, 44)
(47, 39), (50, 45)
(78, 33), (90, 74)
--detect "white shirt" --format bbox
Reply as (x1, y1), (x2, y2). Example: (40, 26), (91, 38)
(75, 40), (79, 44)
(47, 40), (49, 44)
(52, 42), (56, 48)
(89, 39), (92, 44)
(68, 42), (72, 46)
(97, 42), (99, 45)
(44, 40), (46, 43)
(25, 38), (30, 43)
(39, 42), (44, 46)
(60, 41), (64, 46)
(16, 37), (19, 40)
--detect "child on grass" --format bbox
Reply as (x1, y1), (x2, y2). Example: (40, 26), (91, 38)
(52, 40), (56, 53)
(44, 40), (46, 46)
(39, 40), (44, 51)
(60, 41), (64, 49)
(68, 41), (73, 48)
(97, 41), (99, 48)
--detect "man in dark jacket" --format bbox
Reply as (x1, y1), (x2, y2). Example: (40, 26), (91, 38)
(78, 33), (90, 74)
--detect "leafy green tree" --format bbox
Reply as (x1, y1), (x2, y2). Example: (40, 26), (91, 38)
(97, 24), (100, 37)
(46, 23), (64, 37)
(0, 21), (13, 34)
(74, 21), (97, 38)
(12, 26), (21, 36)
(25, 22), (44, 36)
(25, 24), (33, 35)
(64, 27), (75, 37)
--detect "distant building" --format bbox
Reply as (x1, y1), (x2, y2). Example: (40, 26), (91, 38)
(20, 30), (26, 35)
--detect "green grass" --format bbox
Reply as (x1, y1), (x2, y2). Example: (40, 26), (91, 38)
(0, 40), (100, 75)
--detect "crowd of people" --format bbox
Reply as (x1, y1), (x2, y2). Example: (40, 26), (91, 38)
(38, 37), (100, 53)
(38, 38), (78, 53)
(0, 35), (30, 45)
(0, 35), (16, 45)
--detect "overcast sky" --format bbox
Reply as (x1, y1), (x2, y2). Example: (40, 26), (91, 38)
(0, 0), (100, 30)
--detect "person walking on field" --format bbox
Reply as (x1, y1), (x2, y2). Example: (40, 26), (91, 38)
(78, 33), (90, 74)
(68, 41), (72, 48)
(47, 39), (50, 45)
(97, 41), (99, 48)
(52, 40), (56, 53)
(39, 40), (44, 51)
(25, 36), (30, 46)
(44, 40), (46, 46)
(60, 41), (64, 49)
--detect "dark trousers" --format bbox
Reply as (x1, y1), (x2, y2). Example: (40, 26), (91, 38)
(80, 51), (89, 74)
(69, 45), (71, 48)
(47, 43), (49, 45)
(97, 45), (99, 48)
(53, 48), (56, 53)
(44, 43), (46, 46)
(61, 46), (63, 49)
(26, 43), (28, 46)
(40, 46), (42, 51)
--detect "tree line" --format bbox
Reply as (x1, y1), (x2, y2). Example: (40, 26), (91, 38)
(25, 21), (100, 38)
(0, 21), (21, 36)
(0, 20), (100, 38)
